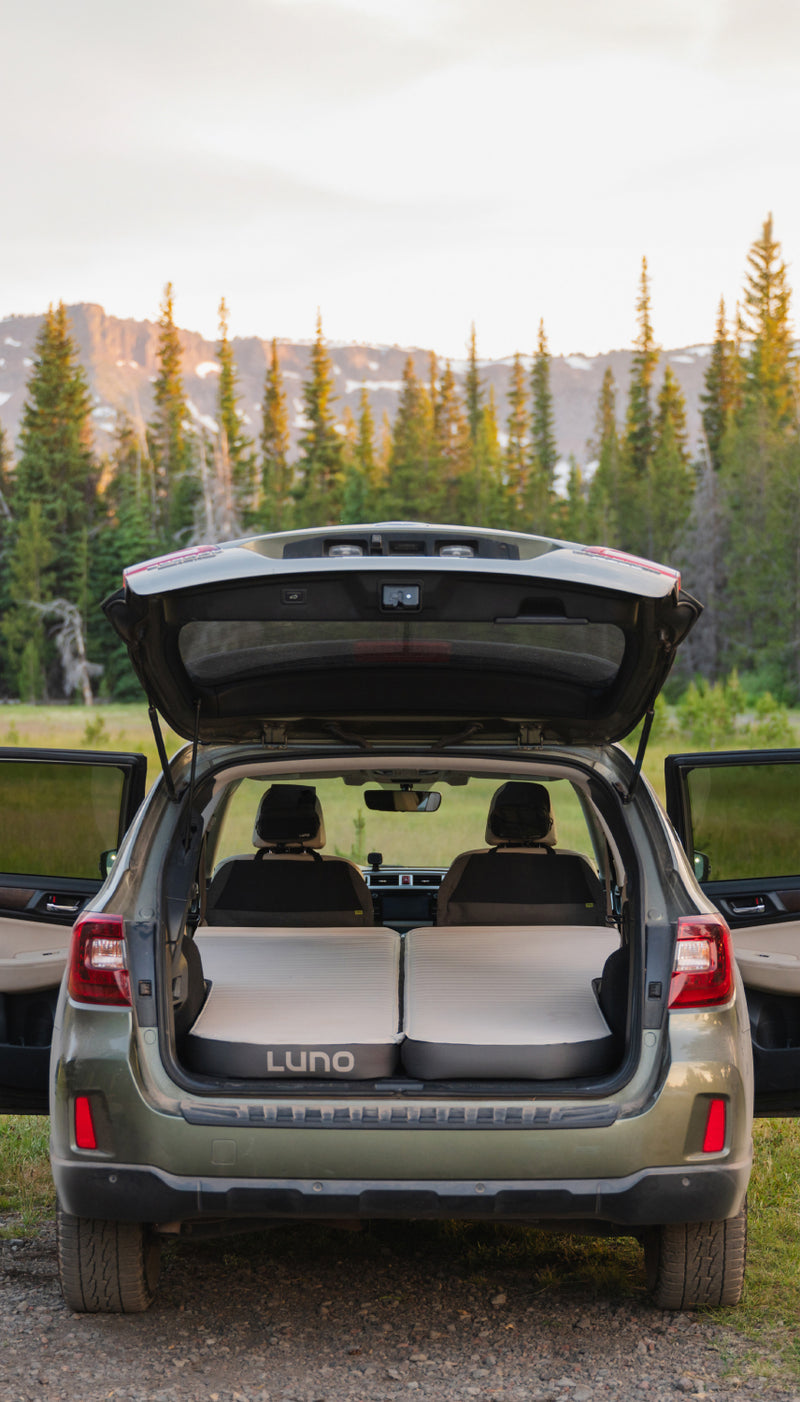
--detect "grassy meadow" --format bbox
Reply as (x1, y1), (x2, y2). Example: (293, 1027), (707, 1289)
(1, 700), (799, 1373)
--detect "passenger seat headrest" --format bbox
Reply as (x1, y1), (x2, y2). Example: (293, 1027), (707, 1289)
(485, 781), (557, 847)
(253, 785), (326, 850)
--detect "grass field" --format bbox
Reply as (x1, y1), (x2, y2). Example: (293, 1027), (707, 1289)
(1, 702), (799, 1372)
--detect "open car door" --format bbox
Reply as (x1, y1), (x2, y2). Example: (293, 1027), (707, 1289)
(0, 748), (146, 1113)
(665, 749), (800, 1116)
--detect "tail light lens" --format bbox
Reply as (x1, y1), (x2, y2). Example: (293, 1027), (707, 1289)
(68, 915), (131, 1006)
(74, 1095), (98, 1149)
(669, 916), (734, 1009)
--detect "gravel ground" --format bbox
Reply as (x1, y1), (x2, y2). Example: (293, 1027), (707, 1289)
(1, 1218), (797, 1402)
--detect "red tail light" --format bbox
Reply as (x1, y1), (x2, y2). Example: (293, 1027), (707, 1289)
(68, 915), (131, 1006)
(669, 916), (734, 1009)
(702, 1098), (727, 1153)
(74, 1095), (98, 1149)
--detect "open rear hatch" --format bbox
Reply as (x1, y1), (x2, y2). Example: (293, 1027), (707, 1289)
(103, 523), (701, 747)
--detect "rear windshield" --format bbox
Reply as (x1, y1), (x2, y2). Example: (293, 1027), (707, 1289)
(180, 619), (626, 688)
(0, 759), (129, 880)
(210, 774), (600, 872)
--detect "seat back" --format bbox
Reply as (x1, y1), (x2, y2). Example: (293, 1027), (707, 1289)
(206, 784), (373, 926)
(437, 780), (605, 926)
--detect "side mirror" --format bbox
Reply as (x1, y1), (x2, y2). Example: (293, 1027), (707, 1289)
(100, 850), (117, 878)
(693, 851), (711, 883)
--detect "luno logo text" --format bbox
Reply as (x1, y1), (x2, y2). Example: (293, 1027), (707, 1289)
(266, 1049), (355, 1073)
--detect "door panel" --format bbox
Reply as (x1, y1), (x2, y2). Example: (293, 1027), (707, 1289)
(665, 750), (800, 1115)
(0, 748), (146, 1113)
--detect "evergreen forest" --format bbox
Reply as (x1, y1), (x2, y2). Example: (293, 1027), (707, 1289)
(1, 216), (799, 707)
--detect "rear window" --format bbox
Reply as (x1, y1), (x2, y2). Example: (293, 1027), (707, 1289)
(0, 759), (129, 880)
(179, 619), (626, 688)
(685, 761), (800, 881)
(210, 775), (599, 873)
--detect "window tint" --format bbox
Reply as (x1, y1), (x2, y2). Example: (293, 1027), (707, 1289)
(0, 760), (128, 880)
(686, 762), (800, 881)
(180, 619), (625, 689)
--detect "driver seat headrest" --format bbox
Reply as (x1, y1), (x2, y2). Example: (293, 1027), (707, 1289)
(485, 781), (557, 847)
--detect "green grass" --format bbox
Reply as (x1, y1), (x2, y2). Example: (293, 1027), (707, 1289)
(0, 1115), (54, 1234)
(718, 1118), (800, 1380)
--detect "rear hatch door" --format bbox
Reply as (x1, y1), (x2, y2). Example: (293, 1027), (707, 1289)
(104, 525), (701, 747)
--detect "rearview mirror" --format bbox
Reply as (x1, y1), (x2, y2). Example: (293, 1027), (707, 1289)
(364, 790), (441, 813)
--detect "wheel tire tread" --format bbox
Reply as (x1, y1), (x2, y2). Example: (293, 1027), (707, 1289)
(648, 1202), (747, 1309)
(57, 1204), (160, 1313)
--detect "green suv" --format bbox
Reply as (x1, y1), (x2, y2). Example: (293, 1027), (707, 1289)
(2, 522), (796, 1313)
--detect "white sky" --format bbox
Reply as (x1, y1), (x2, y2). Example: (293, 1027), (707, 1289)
(3, 0), (800, 359)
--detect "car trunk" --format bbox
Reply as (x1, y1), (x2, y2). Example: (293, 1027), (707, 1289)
(162, 757), (637, 1098)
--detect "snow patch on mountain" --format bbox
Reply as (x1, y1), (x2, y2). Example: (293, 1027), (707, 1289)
(4, 337), (22, 348)
(565, 355), (593, 371)
(345, 379), (403, 395)
(195, 362), (220, 379)
(0, 391), (11, 408)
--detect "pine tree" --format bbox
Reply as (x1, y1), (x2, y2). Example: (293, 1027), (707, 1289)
(434, 360), (469, 520)
(87, 416), (158, 698)
(504, 352), (528, 514)
(293, 313), (344, 526)
(740, 213), (798, 431)
(259, 338), (292, 531)
(527, 319), (558, 532)
(0, 419), (11, 520)
(648, 366), (695, 559)
(464, 324), (483, 445)
(714, 217), (800, 696)
(625, 258), (660, 478)
(622, 258), (660, 553)
(147, 283), (196, 543)
(477, 388), (511, 527)
(341, 386), (382, 524)
(2, 304), (98, 698)
(560, 459), (588, 542)
(586, 367), (623, 542)
(11, 302), (97, 563)
(216, 297), (256, 527)
(383, 355), (434, 518)
(700, 298), (742, 470)
(1, 501), (55, 700)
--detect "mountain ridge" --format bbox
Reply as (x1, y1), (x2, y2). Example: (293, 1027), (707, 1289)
(0, 302), (714, 468)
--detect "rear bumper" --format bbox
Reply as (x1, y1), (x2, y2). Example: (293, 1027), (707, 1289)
(52, 1154), (751, 1229)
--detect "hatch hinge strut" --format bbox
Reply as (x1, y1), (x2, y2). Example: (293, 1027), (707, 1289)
(182, 699), (201, 851)
(625, 706), (655, 803)
(148, 702), (177, 803)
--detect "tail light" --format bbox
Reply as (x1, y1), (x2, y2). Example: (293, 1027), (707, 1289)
(68, 915), (131, 1006)
(702, 1098), (727, 1153)
(74, 1095), (98, 1149)
(668, 916), (734, 1009)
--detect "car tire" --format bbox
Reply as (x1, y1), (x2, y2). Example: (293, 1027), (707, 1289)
(644, 1200), (747, 1309)
(56, 1200), (161, 1313)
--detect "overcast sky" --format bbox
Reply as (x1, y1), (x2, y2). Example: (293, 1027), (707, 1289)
(3, 0), (800, 359)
